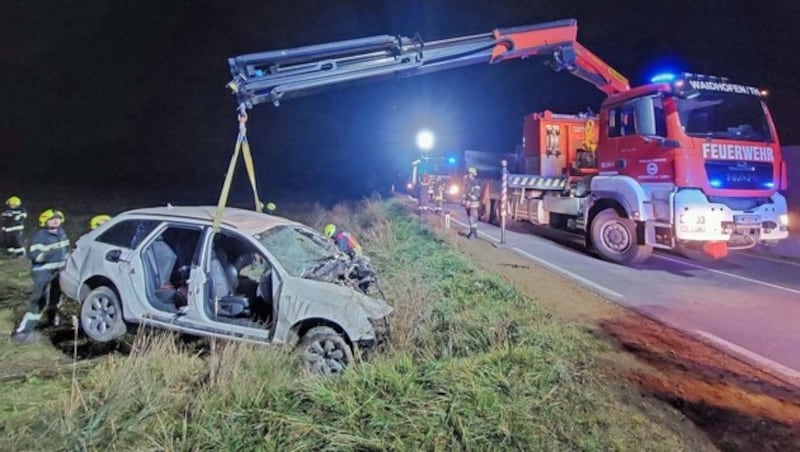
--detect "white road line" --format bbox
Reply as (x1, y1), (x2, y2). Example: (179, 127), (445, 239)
(449, 218), (500, 243)
(449, 218), (621, 298)
(694, 330), (800, 385)
(512, 247), (624, 299)
(653, 254), (800, 295)
(735, 251), (800, 267)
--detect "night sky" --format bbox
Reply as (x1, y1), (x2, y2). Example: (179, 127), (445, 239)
(2, 0), (799, 205)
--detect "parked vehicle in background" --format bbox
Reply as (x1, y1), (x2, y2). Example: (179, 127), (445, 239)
(59, 205), (392, 374)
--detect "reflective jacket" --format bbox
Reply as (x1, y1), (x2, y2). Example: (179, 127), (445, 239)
(28, 228), (70, 272)
(464, 178), (482, 209)
(1, 207), (27, 233)
(333, 230), (362, 256)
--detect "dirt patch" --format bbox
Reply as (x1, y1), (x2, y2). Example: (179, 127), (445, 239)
(415, 205), (800, 451)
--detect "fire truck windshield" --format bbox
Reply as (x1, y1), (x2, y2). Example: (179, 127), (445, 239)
(676, 92), (773, 143)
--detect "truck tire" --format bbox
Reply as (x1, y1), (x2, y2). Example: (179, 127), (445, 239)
(590, 208), (652, 264)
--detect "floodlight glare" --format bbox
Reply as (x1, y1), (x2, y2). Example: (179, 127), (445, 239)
(416, 129), (435, 151)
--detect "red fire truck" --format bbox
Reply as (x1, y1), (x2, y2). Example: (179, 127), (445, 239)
(226, 19), (789, 264)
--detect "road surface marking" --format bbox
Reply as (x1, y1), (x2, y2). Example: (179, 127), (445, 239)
(449, 218), (621, 298)
(653, 254), (800, 296)
(511, 247), (624, 299)
(735, 251), (800, 267)
(449, 218), (500, 243)
(695, 330), (800, 386)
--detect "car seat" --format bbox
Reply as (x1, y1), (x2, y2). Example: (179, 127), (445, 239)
(209, 249), (250, 317)
(144, 238), (180, 312)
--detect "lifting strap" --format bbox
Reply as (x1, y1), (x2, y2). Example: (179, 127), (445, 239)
(213, 105), (263, 233)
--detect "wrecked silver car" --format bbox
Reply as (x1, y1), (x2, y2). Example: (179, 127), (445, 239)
(59, 206), (392, 374)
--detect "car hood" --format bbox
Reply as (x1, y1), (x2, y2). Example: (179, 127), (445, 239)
(290, 276), (393, 319)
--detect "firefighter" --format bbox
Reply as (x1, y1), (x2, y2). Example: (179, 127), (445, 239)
(11, 209), (70, 343)
(89, 214), (112, 230)
(463, 167), (482, 239)
(323, 223), (362, 259)
(418, 173), (432, 211)
(433, 178), (445, 214)
(1, 196), (27, 257)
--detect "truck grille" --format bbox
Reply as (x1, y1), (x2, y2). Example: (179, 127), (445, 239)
(704, 161), (773, 190)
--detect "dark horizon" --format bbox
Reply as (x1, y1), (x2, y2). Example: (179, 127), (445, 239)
(2, 0), (799, 205)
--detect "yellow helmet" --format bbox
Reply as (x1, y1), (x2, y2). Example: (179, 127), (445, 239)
(265, 202), (276, 212)
(90, 214), (112, 230)
(323, 224), (337, 238)
(39, 209), (65, 227)
(5, 196), (21, 208)
(468, 166), (478, 176)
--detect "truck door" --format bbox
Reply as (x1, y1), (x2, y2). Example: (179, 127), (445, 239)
(605, 94), (672, 183)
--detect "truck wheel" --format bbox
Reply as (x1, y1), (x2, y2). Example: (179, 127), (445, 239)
(590, 208), (652, 264)
(80, 286), (127, 343)
(300, 326), (353, 375)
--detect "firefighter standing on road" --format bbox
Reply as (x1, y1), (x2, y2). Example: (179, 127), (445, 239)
(11, 209), (70, 343)
(433, 179), (445, 214)
(463, 167), (482, 239)
(324, 224), (362, 259)
(1, 196), (27, 257)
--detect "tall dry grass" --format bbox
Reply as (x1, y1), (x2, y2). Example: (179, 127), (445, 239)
(2, 197), (706, 451)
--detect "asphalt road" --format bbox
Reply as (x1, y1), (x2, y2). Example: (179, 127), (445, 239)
(438, 202), (800, 386)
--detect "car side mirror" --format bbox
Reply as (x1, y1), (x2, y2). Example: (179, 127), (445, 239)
(105, 249), (128, 263)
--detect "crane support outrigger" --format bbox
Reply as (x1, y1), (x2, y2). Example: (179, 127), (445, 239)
(220, 18), (789, 265)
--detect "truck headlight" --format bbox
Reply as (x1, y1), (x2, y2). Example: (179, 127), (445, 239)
(448, 185), (460, 195)
(779, 214), (789, 227)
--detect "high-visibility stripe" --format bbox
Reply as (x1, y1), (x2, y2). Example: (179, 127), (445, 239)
(2, 225), (24, 232)
(15, 312), (42, 333)
(33, 261), (66, 271)
(29, 240), (70, 253)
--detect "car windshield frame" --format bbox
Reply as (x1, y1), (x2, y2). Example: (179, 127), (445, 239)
(254, 225), (340, 277)
(675, 91), (773, 143)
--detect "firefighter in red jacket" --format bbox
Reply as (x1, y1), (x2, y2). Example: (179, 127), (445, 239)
(463, 167), (482, 239)
(324, 224), (362, 259)
(1, 196), (27, 257)
(12, 209), (70, 343)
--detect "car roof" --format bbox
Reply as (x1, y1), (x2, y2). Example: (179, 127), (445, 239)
(121, 205), (303, 236)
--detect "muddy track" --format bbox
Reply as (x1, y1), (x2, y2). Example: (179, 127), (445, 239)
(412, 203), (800, 450)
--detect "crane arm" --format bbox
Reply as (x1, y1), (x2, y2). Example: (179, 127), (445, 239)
(227, 18), (629, 108)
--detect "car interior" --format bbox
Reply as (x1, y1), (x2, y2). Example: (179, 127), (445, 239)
(142, 226), (202, 313)
(207, 233), (273, 327)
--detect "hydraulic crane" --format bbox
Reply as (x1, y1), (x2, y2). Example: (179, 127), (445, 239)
(219, 18), (788, 265)
(226, 19), (626, 109)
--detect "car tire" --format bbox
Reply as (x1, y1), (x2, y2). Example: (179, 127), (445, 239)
(80, 286), (127, 343)
(299, 326), (353, 375)
(590, 208), (652, 265)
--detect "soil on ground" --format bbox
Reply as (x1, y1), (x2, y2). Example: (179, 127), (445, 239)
(419, 207), (800, 451)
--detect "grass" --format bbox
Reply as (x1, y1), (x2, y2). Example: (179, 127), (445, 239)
(0, 197), (702, 450)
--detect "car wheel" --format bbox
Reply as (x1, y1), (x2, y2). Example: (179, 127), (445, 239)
(80, 286), (127, 343)
(300, 326), (353, 375)
(590, 208), (653, 265)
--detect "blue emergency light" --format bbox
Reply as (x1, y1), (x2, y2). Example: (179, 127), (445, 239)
(650, 72), (676, 83)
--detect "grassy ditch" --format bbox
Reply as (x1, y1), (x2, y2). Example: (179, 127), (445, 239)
(0, 198), (703, 450)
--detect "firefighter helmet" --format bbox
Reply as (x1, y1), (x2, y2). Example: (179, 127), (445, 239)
(468, 166), (478, 176)
(5, 196), (21, 208)
(89, 214), (112, 230)
(323, 224), (337, 238)
(39, 209), (65, 227)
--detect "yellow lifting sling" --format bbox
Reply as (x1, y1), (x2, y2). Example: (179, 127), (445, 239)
(212, 106), (262, 233)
